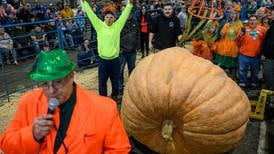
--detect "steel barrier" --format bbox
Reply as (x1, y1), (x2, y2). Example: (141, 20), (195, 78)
(0, 16), (99, 102)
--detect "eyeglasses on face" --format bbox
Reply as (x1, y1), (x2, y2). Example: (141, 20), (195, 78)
(39, 78), (66, 89)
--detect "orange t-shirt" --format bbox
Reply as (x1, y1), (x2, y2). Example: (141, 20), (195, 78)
(239, 26), (266, 57)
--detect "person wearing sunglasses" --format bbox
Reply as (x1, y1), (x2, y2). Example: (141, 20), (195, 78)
(0, 49), (130, 153)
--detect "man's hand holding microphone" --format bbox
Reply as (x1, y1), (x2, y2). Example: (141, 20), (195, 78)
(33, 98), (59, 142)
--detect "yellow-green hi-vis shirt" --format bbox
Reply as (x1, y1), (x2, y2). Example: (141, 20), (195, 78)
(83, 1), (133, 60)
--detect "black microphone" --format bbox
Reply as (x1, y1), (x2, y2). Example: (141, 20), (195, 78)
(48, 98), (60, 114)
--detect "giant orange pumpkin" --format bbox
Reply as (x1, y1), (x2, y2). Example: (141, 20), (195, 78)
(121, 47), (250, 154)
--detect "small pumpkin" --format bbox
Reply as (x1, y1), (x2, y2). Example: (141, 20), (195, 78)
(192, 40), (213, 60)
(121, 47), (250, 154)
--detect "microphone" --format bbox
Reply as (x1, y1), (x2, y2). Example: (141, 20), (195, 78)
(35, 98), (59, 143)
(48, 98), (60, 114)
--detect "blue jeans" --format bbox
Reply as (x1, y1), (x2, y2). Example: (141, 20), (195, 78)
(98, 57), (120, 97)
(0, 48), (9, 65)
(33, 41), (46, 54)
(62, 34), (75, 47)
(0, 47), (18, 65)
(238, 54), (260, 84)
(263, 59), (274, 90)
(119, 52), (136, 91)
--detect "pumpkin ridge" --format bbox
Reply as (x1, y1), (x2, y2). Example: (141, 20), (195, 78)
(209, 80), (250, 132)
(183, 78), (238, 122)
(181, 124), (247, 154)
(182, 122), (247, 142)
(183, 114), (248, 135)
(181, 87), (223, 125)
(124, 69), (158, 124)
(223, 94), (250, 129)
(144, 54), (162, 118)
(180, 65), (226, 119)
(125, 84), (160, 125)
(217, 88), (250, 131)
(166, 57), (187, 119)
(144, 53), (179, 120)
(170, 67), (225, 124)
(126, 55), (162, 122)
(158, 52), (197, 120)
(183, 79), (249, 133)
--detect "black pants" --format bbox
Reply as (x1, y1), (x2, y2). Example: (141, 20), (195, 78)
(140, 32), (149, 56)
(263, 59), (274, 90)
(98, 57), (120, 97)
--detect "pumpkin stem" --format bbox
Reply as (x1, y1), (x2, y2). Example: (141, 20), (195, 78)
(161, 120), (176, 154)
(161, 120), (175, 142)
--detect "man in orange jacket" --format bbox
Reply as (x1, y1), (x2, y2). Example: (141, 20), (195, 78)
(0, 49), (131, 153)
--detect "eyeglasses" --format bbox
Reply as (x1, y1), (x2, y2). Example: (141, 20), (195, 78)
(39, 78), (66, 89)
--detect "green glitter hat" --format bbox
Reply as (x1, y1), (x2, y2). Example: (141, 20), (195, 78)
(28, 49), (76, 82)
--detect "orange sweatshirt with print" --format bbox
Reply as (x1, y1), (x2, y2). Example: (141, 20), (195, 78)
(238, 26), (267, 57)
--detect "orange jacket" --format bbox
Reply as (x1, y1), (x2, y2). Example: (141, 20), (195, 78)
(0, 84), (131, 154)
(238, 26), (267, 57)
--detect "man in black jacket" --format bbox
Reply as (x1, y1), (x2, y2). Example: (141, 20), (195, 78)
(261, 7), (274, 90)
(149, 3), (182, 52)
(119, 11), (140, 94)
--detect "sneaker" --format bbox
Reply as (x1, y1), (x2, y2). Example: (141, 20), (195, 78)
(14, 61), (19, 66)
(239, 83), (247, 88)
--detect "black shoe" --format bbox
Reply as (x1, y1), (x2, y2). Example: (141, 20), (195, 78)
(251, 83), (261, 90)
(239, 83), (247, 88)
(118, 88), (124, 95)
(111, 95), (122, 104)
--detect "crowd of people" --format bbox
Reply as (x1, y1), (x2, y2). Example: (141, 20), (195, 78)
(191, 0), (274, 91)
(1, 0), (274, 92)
(1, 0), (274, 94)
(0, 0), (86, 66)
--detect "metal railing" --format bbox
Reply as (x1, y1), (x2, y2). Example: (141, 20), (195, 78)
(0, 16), (99, 102)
